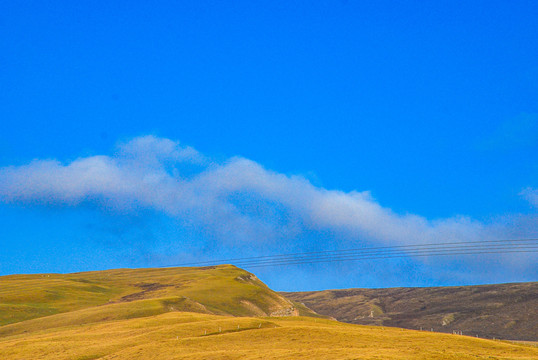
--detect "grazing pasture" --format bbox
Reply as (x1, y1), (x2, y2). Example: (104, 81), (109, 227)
(0, 266), (536, 359)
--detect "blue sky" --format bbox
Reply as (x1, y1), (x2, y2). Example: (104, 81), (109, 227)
(0, 1), (537, 290)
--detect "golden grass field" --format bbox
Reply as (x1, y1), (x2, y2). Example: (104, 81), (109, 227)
(1, 311), (537, 359)
(1, 266), (537, 359)
(0, 265), (317, 327)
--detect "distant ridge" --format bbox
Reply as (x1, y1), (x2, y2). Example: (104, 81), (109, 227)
(282, 282), (538, 341)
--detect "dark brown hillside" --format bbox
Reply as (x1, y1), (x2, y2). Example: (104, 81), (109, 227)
(282, 282), (538, 341)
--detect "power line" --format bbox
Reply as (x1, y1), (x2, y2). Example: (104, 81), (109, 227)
(242, 249), (538, 269)
(161, 238), (538, 269)
(169, 238), (538, 266)
(221, 243), (538, 267)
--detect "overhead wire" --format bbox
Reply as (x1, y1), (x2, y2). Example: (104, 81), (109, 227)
(243, 248), (538, 269)
(161, 238), (538, 269)
(217, 243), (538, 267)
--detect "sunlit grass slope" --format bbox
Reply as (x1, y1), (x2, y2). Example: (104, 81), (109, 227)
(1, 311), (536, 359)
(1, 266), (536, 359)
(0, 265), (314, 327)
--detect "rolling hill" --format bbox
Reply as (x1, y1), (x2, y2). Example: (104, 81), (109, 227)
(1, 266), (537, 359)
(0, 264), (317, 330)
(283, 282), (538, 341)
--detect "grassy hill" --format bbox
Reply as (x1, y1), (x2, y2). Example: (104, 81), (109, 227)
(1, 310), (537, 359)
(0, 265), (316, 328)
(1, 266), (537, 359)
(283, 282), (538, 341)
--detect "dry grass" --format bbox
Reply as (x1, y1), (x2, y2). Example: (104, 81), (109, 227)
(1, 312), (536, 359)
(283, 282), (538, 341)
(1, 266), (536, 359)
(0, 265), (313, 327)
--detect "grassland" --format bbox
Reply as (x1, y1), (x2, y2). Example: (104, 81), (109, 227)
(0, 265), (314, 327)
(283, 282), (538, 341)
(1, 311), (537, 359)
(1, 266), (537, 359)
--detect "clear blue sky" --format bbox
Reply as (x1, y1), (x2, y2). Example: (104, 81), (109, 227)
(1, 1), (537, 290)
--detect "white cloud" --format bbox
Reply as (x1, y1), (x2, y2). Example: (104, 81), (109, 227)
(0, 135), (527, 247)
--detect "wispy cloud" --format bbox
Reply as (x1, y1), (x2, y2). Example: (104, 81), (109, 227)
(0, 136), (533, 248)
(520, 187), (538, 208)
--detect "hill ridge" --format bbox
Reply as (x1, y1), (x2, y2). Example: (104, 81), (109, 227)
(0, 265), (318, 328)
(282, 281), (538, 341)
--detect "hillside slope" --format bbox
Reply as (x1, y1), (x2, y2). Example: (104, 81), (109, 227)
(1, 311), (537, 359)
(0, 265), (316, 328)
(1, 267), (537, 359)
(282, 282), (538, 341)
